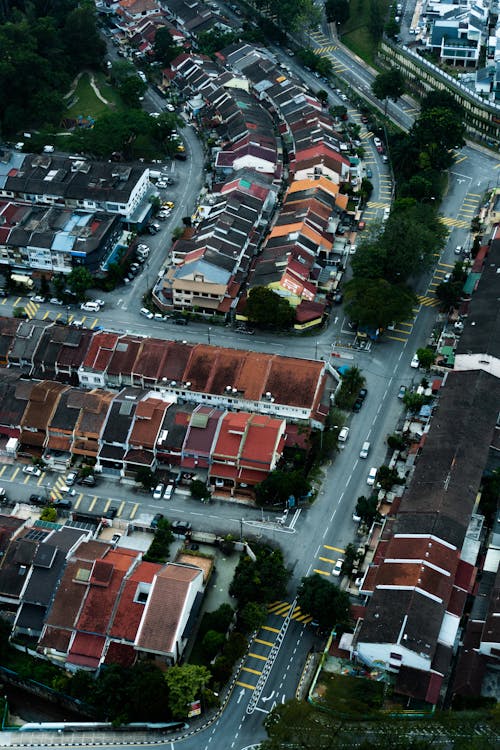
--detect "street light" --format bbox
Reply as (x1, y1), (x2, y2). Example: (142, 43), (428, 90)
(315, 341), (319, 360)
(207, 327), (211, 345)
(66, 306), (70, 324)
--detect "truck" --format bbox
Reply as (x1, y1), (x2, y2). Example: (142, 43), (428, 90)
(11, 273), (34, 290)
(149, 170), (162, 180)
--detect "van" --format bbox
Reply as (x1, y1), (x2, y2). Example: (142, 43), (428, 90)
(81, 301), (100, 313)
(11, 273), (34, 290)
(338, 427), (350, 442)
(360, 441), (370, 459)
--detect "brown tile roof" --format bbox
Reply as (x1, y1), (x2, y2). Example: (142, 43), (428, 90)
(135, 564), (202, 656)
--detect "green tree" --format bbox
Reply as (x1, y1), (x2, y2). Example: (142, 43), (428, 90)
(143, 518), (174, 563)
(201, 630), (225, 660)
(135, 467), (155, 491)
(229, 544), (289, 606)
(325, 0), (350, 25)
(372, 68), (405, 102)
(416, 347), (435, 370)
(165, 664), (211, 719)
(118, 75), (147, 108)
(63, 6), (105, 69)
(245, 287), (295, 329)
(239, 601), (268, 633)
(376, 464), (404, 491)
(344, 277), (416, 330)
(40, 506), (57, 522)
(402, 391), (426, 413)
(153, 27), (182, 65)
(342, 542), (363, 577)
(436, 279), (463, 310)
(296, 574), (350, 629)
(316, 88), (328, 105)
(255, 469), (310, 508)
(197, 28), (239, 56)
(66, 267), (93, 300)
(355, 494), (381, 527)
(340, 365), (365, 396)
(191, 479), (211, 501)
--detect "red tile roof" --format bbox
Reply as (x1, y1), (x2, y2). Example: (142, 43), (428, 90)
(135, 564), (202, 656)
(82, 332), (119, 372)
(110, 561), (162, 642)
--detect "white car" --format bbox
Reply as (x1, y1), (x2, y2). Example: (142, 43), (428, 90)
(338, 427), (349, 442)
(153, 483), (164, 500)
(332, 558), (344, 576)
(373, 137), (382, 148)
(410, 353), (420, 368)
(49, 297), (63, 305)
(367, 467), (378, 486)
(94, 299), (105, 307)
(454, 245), (462, 255)
(163, 484), (174, 500)
(23, 465), (42, 477)
(65, 470), (78, 486)
(165, 103), (175, 111)
(140, 308), (154, 319)
(149, 112), (160, 118)
(81, 302), (101, 312)
(31, 295), (46, 303)
(156, 181), (168, 189)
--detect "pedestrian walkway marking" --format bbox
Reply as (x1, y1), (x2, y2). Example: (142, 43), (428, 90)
(254, 638), (274, 647)
(248, 652), (267, 661)
(241, 666), (262, 676)
(129, 502), (139, 519)
(417, 295), (440, 308)
(262, 625), (280, 633)
(313, 568), (330, 576)
(367, 201), (390, 209)
(361, 131), (373, 140)
(323, 544), (345, 553)
(386, 335), (407, 342)
(268, 601), (292, 616)
(314, 45), (337, 54)
(25, 301), (39, 319)
(319, 556), (336, 564)
(440, 216), (470, 229)
(236, 681), (255, 690)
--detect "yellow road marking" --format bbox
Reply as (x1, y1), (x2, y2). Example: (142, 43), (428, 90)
(294, 614), (313, 623)
(319, 556), (336, 564)
(236, 681), (255, 690)
(11, 467), (19, 480)
(14, 297), (21, 306)
(88, 496), (97, 512)
(23, 475), (29, 484)
(386, 335), (408, 342)
(323, 544), (345, 553)
(254, 638), (274, 647)
(117, 500), (125, 517)
(313, 568), (330, 576)
(248, 652), (267, 661)
(0, 467), (5, 477)
(129, 503), (139, 519)
(74, 494), (83, 509)
(241, 666), (262, 675)
(103, 499), (111, 512)
(262, 625), (280, 633)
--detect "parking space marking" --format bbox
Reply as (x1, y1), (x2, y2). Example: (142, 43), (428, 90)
(117, 500), (125, 517)
(241, 666), (262, 676)
(88, 496), (97, 512)
(262, 625), (280, 634)
(129, 503), (139, 519)
(248, 652), (267, 661)
(323, 544), (345, 553)
(11, 467), (19, 481)
(313, 568), (330, 576)
(319, 555), (336, 564)
(235, 681), (255, 690)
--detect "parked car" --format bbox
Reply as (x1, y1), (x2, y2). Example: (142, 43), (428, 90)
(23, 465), (42, 477)
(352, 511), (361, 523)
(29, 494), (46, 506)
(455, 245), (463, 255)
(53, 499), (72, 510)
(332, 558), (344, 576)
(410, 353), (420, 368)
(165, 103), (175, 111)
(49, 297), (63, 305)
(156, 181), (168, 189)
(358, 388), (368, 401)
(398, 385), (407, 399)
(171, 520), (192, 535)
(367, 467), (378, 486)
(80, 475), (96, 487)
(164, 484), (174, 500)
(31, 295), (46, 303)
(352, 399), (363, 413)
(153, 483), (165, 500)
(373, 137), (382, 148)
(140, 308), (154, 319)
(81, 301), (101, 313)
(65, 470), (78, 486)
(366, 168), (372, 178)
(338, 427), (350, 442)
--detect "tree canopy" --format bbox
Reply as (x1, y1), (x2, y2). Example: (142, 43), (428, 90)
(0, 3), (105, 135)
(255, 469), (310, 508)
(344, 277), (416, 330)
(164, 664), (211, 719)
(229, 543), (289, 607)
(372, 68), (406, 102)
(296, 574), (350, 629)
(245, 287), (295, 329)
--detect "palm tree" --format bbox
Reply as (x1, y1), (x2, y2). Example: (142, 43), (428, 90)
(342, 366), (365, 395)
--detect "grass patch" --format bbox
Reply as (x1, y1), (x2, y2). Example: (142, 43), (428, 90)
(65, 71), (122, 120)
(315, 672), (385, 718)
(340, 0), (391, 67)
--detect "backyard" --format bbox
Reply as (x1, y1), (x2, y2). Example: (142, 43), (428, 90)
(64, 71), (123, 123)
(340, 0), (391, 65)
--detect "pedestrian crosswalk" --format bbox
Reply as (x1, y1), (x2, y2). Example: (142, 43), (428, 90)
(314, 44), (337, 54)
(367, 200), (391, 210)
(417, 294), (440, 308)
(440, 216), (471, 229)
(268, 600), (313, 624)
